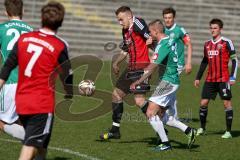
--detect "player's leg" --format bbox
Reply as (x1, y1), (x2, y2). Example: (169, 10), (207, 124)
(18, 145), (37, 160)
(0, 84), (25, 140)
(197, 82), (216, 135)
(19, 113), (54, 160)
(100, 70), (129, 140)
(146, 102), (171, 151)
(219, 82), (233, 138)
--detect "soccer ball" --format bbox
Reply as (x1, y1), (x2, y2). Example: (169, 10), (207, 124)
(78, 80), (95, 96)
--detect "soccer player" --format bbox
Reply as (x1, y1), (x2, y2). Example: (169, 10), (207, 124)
(0, 0), (33, 140)
(0, 1), (73, 160)
(100, 6), (151, 140)
(194, 18), (238, 139)
(131, 19), (196, 151)
(162, 7), (193, 119)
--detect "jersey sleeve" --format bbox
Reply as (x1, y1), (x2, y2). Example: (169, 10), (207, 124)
(133, 18), (150, 39)
(153, 44), (170, 64)
(195, 44), (208, 80)
(179, 26), (191, 44)
(226, 39), (236, 57)
(0, 42), (18, 81)
(58, 45), (73, 97)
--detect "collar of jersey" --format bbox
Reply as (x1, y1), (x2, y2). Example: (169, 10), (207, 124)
(165, 23), (176, 31)
(211, 36), (222, 44)
(39, 28), (55, 35)
(10, 18), (21, 21)
(128, 16), (135, 30)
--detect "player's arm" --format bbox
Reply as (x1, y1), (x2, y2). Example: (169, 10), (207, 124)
(227, 40), (238, 85)
(0, 42), (19, 89)
(134, 18), (156, 50)
(194, 54), (208, 88)
(182, 29), (193, 74)
(184, 34), (193, 74)
(130, 44), (169, 89)
(130, 63), (158, 89)
(112, 49), (127, 76)
(58, 46), (73, 99)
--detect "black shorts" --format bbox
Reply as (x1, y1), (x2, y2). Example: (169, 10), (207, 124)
(116, 69), (150, 94)
(201, 82), (232, 100)
(19, 113), (54, 148)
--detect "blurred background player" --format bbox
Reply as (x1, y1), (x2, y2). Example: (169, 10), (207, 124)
(100, 6), (151, 140)
(131, 19), (196, 151)
(162, 7), (193, 120)
(0, 1), (73, 159)
(194, 18), (237, 139)
(0, 0), (33, 140)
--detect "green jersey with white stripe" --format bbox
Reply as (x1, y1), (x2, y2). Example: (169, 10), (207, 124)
(0, 19), (33, 84)
(153, 36), (179, 85)
(164, 23), (187, 68)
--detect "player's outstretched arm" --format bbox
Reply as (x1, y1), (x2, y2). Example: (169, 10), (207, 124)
(130, 63), (158, 89)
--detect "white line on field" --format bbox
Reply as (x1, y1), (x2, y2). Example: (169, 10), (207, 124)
(0, 138), (102, 160)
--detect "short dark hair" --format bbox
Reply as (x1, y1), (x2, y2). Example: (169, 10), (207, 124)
(4, 0), (23, 19)
(162, 7), (176, 17)
(41, 1), (65, 31)
(115, 6), (132, 15)
(149, 19), (164, 32)
(209, 18), (224, 29)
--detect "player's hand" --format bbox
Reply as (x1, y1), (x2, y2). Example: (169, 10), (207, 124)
(112, 63), (120, 76)
(130, 82), (138, 90)
(185, 63), (192, 74)
(146, 36), (153, 45)
(229, 76), (236, 85)
(194, 80), (200, 88)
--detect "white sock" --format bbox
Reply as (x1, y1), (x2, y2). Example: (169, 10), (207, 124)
(166, 116), (188, 132)
(3, 123), (25, 140)
(149, 115), (168, 143)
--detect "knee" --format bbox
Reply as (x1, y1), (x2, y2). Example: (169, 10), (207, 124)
(112, 89), (124, 102)
(200, 99), (209, 106)
(223, 100), (232, 109)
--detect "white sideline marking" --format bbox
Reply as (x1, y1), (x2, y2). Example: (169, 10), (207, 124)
(0, 138), (102, 160)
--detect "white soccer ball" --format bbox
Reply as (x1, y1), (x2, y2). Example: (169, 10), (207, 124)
(78, 80), (96, 96)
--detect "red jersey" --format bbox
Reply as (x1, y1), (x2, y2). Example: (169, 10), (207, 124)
(122, 17), (150, 70)
(204, 37), (236, 82)
(0, 29), (72, 114)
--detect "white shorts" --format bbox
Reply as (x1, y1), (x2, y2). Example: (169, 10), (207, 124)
(0, 84), (18, 124)
(149, 80), (179, 109)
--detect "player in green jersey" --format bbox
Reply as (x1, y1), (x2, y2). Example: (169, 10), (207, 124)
(162, 7), (193, 120)
(130, 19), (196, 151)
(0, 0), (33, 140)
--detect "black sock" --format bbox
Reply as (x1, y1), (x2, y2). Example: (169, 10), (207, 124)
(140, 101), (148, 114)
(111, 102), (123, 133)
(184, 127), (192, 135)
(199, 106), (208, 130)
(225, 108), (233, 131)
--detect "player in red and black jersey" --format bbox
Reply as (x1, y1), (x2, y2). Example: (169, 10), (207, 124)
(100, 6), (151, 140)
(0, 2), (73, 159)
(194, 18), (238, 139)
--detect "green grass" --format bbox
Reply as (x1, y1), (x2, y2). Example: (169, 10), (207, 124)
(1, 62), (240, 160)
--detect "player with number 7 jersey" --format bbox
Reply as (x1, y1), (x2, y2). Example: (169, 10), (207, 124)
(1, 28), (73, 114)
